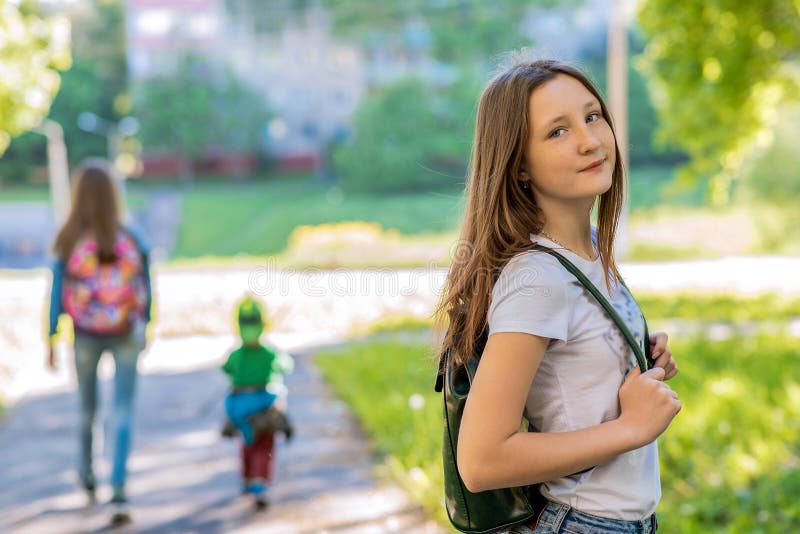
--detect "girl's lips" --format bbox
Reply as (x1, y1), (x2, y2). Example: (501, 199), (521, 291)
(579, 158), (606, 172)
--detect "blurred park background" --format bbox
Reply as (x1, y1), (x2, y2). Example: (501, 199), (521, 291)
(0, 0), (799, 532)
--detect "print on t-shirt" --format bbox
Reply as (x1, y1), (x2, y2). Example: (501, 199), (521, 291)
(600, 280), (643, 376)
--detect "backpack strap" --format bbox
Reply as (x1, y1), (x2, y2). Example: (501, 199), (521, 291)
(434, 245), (654, 391)
(435, 353), (446, 392)
(532, 245), (653, 372)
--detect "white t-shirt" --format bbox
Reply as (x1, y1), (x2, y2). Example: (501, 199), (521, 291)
(486, 232), (660, 521)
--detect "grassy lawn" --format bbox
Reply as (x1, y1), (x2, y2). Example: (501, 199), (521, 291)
(0, 184), (51, 202)
(125, 174), (464, 258)
(636, 292), (800, 323)
(316, 332), (800, 533)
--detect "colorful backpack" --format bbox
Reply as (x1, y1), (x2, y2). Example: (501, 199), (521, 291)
(62, 231), (147, 335)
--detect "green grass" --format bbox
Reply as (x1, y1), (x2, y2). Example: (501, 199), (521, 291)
(133, 176), (464, 258)
(636, 292), (800, 322)
(0, 184), (50, 202)
(316, 333), (800, 533)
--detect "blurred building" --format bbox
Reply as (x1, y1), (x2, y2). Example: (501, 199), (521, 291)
(226, 2), (364, 170)
(126, 0), (227, 78)
(125, 0), (364, 171)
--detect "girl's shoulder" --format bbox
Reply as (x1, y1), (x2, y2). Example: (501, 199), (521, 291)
(121, 224), (150, 254)
(499, 249), (573, 285)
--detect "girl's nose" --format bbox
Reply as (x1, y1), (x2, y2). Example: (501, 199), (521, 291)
(576, 126), (601, 154)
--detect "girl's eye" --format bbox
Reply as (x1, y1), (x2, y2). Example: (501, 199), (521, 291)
(587, 112), (601, 123)
(549, 127), (565, 139)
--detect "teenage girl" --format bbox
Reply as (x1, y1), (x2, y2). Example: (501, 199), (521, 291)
(437, 58), (680, 534)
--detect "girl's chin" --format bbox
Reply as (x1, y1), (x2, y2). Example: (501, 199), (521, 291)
(589, 174), (614, 195)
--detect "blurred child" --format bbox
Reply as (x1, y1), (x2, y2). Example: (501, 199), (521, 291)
(221, 295), (293, 509)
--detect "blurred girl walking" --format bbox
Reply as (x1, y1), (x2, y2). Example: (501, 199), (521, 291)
(47, 158), (151, 525)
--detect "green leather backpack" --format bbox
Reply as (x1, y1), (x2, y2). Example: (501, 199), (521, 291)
(434, 245), (653, 533)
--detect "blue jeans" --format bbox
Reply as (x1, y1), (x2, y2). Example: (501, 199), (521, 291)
(504, 500), (658, 534)
(73, 323), (144, 493)
(224, 390), (278, 445)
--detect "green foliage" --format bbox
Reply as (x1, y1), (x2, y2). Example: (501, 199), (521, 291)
(134, 55), (268, 177)
(333, 76), (478, 193)
(738, 103), (800, 208)
(581, 35), (688, 168)
(0, 0), (126, 184)
(735, 100), (800, 253)
(658, 335), (800, 533)
(0, 0), (71, 154)
(637, 0), (800, 204)
(317, 332), (800, 533)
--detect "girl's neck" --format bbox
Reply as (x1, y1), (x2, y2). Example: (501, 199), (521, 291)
(538, 202), (596, 261)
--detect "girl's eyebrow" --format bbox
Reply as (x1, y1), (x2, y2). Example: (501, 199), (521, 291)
(543, 100), (600, 128)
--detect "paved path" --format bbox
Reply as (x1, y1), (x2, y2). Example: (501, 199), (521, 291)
(0, 334), (445, 533)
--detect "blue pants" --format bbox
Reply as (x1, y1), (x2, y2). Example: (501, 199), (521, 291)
(73, 323), (145, 493)
(224, 390), (278, 445)
(504, 500), (658, 533)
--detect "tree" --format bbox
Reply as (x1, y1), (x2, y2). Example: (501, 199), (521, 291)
(0, 0), (71, 156)
(580, 30), (687, 168)
(637, 0), (800, 204)
(0, 0), (126, 184)
(134, 55), (269, 181)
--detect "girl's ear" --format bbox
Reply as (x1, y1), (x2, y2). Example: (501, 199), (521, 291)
(518, 169), (532, 190)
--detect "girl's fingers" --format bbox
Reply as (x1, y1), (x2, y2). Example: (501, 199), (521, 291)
(662, 358), (679, 380)
(649, 332), (669, 359)
(654, 349), (672, 369)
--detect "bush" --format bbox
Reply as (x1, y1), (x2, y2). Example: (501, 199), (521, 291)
(333, 75), (477, 193)
(737, 105), (800, 254)
(738, 106), (800, 206)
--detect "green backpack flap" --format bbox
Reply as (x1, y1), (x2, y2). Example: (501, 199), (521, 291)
(434, 246), (653, 534)
(435, 330), (543, 534)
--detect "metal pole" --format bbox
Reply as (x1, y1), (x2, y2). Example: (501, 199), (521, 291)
(607, 0), (629, 259)
(35, 119), (71, 225)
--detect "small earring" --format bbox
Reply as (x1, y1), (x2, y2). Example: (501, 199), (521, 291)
(518, 180), (530, 190)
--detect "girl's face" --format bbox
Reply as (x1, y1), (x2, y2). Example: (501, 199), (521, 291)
(522, 74), (616, 204)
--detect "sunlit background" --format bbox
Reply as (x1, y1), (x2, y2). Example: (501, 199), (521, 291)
(0, 0), (798, 532)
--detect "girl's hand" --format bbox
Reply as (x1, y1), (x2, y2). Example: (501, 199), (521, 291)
(649, 331), (678, 380)
(617, 366), (681, 448)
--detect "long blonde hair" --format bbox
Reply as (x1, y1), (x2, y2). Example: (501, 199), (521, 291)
(53, 158), (123, 263)
(436, 58), (625, 368)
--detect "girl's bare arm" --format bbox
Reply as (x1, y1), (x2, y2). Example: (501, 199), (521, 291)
(457, 332), (680, 492)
